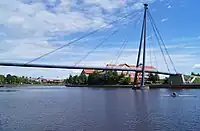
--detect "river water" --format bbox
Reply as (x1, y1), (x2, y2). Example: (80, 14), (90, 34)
(0, 86), (200, 131)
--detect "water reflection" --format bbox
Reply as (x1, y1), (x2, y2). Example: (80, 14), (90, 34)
(0, 89), (18, 92)
(0, 87), (200, 131)
(132, 90), (149, 130)
(0, 118), (2, 131)
(104, 89), (120, 130)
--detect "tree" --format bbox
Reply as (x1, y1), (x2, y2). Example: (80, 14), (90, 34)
(123, 77), (131, 85)
(73, 75), (79, 84)
(154, 74), (160, 82)
(119, 77), (131, 85)
(148, 73), (159, 83)
(6, 74), (12, 84)
(0, 74), (41, 85)
(68, 75), (73, 84)
(193, 78), (200, 83)
(119, 73), (125, 79)
(88, 71), (102, 85)
(163, 77), (169, 84)
(0, 75), (5, 84)
(65, 70), (131, 86)
(12, 75), (18, 84)
(78, 74), (87, 85)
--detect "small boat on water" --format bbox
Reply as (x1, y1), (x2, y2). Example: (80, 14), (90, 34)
(171, 92), (177, 97)
(0, 85), (4, 87)
(163, 92), (197, 97)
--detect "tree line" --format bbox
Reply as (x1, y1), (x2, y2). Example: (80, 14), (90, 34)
(65, 71), (161, 85)
(191, 72), (200, 76)
(65, 71), (131, 85)
(0, 74), (40, 85)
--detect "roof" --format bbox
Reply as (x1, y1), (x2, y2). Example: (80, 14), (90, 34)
(81, 63), (157, 74)
(82, 69), (95, 74)
(136, 65), (157, 70)
(81, 69), (103, 74)
(106, 64), (116, 67)
(106, 63), (156, 70)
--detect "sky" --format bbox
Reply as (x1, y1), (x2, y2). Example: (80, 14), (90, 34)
(0, 0), (200, 79)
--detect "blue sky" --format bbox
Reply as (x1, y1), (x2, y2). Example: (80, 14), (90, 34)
(0, 0), (200, 78)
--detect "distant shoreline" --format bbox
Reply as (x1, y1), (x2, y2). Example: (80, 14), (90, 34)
(0, 84), (65, 88)
(65, 84), (200, 89)
(65, 84), (169, 88)
(2, 83), (200, 89)
(65, 84), (133, 88)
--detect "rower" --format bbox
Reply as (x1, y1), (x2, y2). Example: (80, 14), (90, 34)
(171, 92), (177, 97)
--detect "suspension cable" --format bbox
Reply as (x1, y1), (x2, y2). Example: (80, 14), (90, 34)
(147, 17), (159, 70)
(74, 29), (118, 66)
(150, 34), (159, 71)
(148, 10), (177, 73)
(108, 12), (142, 66)
(74, 12), (141, 66)
(147, 13), (171, 73)
(113, 40), (128, 65)
(148, 35), (153, 67)
(109, 38), (128, 66)
(25, 10), (141, 64)
(148, 21), (157, 69)
(109, 39), (127, 65)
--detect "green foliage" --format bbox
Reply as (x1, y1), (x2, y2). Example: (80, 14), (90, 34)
(0, 75), (5, 84)
(78, 74), (88, 85)
(88, 72), (101, 85)
(119, 77), (130, 85)
(193, 78), (200, 83)
(191, 72), (200, 76)
(0, 74), (40, 85)
(190, 72), (200, 83)
(147, 73), (160, 83)
(65, 71), (131, 85)
(162, 77), (169, 84)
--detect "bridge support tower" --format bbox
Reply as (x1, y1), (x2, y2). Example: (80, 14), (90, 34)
(133, 4), (148, 89)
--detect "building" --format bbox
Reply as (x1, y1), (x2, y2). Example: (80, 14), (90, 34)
(80, 63), (157, 82)
(80, 69), (103, 76)
(30, 77), (64, 84)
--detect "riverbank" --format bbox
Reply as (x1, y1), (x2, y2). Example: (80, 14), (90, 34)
(150, 84), (200, 89)
(65, 84), (200, 89)
(2, 83), (200, 89)
(0, 83), (65, 88)
(65, 84), (133, 88)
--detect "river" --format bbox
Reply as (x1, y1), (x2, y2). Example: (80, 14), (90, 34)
(0, 86), (200, 131)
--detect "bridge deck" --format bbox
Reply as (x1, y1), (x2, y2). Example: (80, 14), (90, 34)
(0, 62), (176, 75)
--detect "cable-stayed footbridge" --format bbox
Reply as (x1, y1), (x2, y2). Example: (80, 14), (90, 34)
(0, 4), (182, 88)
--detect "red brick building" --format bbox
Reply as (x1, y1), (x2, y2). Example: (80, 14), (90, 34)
(80, 63), (157, 82)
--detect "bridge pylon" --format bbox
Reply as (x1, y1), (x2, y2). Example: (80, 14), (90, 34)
(133, 4), (148, 89)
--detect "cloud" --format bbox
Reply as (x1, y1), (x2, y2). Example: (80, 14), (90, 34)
(0, 39), (55, 61)
(193, 64), (200, 69)
(167, 5), (172, 8)
(84, 0), (123, 11)
(161, 18), (168, 22)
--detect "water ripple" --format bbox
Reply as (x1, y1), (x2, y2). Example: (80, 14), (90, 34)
(0, 87), (200, 131)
